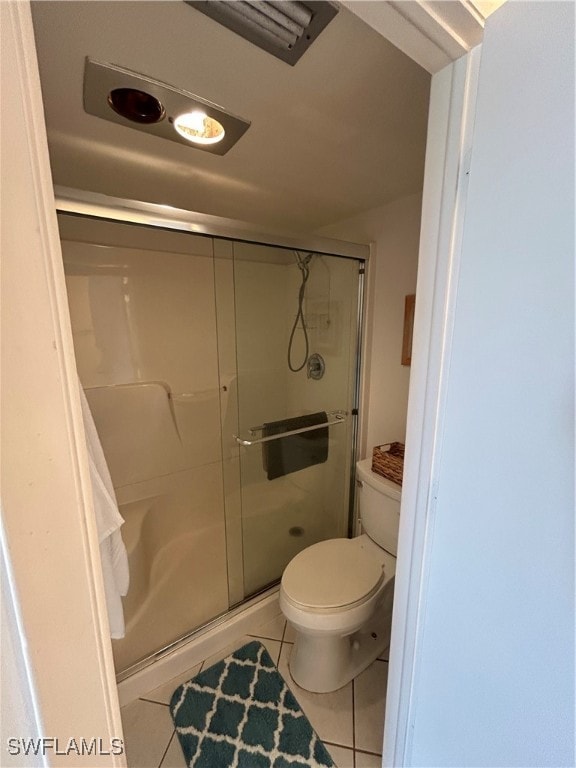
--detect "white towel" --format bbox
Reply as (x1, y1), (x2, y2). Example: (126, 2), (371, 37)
(79, 381), (129, 639)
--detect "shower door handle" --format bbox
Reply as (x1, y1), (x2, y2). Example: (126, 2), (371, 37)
(233, 411), (347, 446)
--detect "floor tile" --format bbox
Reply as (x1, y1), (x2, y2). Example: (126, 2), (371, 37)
(201, 635), (282, 670)
(121, 699), (175, 768)
(159, 732), (187, 768)
(249, 613), (286, 641)
(377, 644), (390, 662)
(325, 743), (354, 767)
(283, 620), (297, 643)
(143, 662), (203, 705)
(260, 636), (283, 665)
(278, 644), (354, 749)
(353, 660), (388, 755)
(355, 751), (383, 767)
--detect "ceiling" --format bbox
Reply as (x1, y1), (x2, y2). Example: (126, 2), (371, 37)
(31, 1), (431, 232)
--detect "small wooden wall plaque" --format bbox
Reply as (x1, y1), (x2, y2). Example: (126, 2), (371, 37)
(401, 294), (416, 366)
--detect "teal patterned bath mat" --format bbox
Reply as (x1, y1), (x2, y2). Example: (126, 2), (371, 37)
(169, 640), (334, 768)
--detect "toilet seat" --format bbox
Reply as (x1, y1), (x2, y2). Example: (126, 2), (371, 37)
(281, 538), (384, 610)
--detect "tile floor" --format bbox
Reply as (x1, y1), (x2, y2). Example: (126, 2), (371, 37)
(120, 614), (389, 768)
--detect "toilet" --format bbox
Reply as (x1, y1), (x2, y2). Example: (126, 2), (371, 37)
(279, 458), (401, 693)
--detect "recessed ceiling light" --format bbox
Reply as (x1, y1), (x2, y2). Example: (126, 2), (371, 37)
(107, 88), (165, 124)
(173, 111), (226, 145)
(84, 59), (251, 155)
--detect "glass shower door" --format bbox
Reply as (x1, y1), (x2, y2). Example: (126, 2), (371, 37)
(231, 242), (361, 596)
(59, 214), (231, 673)
(58, 208), (363, 673)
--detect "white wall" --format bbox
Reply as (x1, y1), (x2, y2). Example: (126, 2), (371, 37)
(408, 2), (575, 765)
(318, 194), (423, 454)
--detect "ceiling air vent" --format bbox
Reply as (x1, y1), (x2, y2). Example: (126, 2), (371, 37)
(186, 1), (339, 65)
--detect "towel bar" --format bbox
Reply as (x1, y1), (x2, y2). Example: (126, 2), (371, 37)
(233, 411), (347, 446)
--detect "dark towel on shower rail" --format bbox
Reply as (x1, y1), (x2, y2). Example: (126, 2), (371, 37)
(262, 411), (329, 481)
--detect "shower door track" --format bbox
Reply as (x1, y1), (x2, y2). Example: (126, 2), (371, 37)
(115, 584), (279, 683)
(55, 186), (369, 681)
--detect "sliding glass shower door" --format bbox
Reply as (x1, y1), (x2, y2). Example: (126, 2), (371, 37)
(58, 206), (363, 676)
(231, 242), (361, 596)
(59, 214), (231, 673)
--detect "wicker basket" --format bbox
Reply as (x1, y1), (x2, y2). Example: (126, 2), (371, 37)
(371, 442), (405, 486)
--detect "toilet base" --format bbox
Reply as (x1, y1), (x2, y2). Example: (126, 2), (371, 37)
(288, 606), (393, 693)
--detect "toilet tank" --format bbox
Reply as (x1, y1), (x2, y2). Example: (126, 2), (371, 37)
(356, 458), (401, 555)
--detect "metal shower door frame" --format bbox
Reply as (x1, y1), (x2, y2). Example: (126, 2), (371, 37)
(55, 186), (369, 680)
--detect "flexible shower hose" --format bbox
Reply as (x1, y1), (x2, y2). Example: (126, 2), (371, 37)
(287, 253), (312, 372)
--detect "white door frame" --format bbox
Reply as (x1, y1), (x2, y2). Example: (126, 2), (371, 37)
(1, 1), (485, 764)
(1, 2), (124, 764)
(383, 48), (482, 765)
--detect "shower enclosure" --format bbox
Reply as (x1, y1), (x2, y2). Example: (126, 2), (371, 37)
(56, 191), (366, 676)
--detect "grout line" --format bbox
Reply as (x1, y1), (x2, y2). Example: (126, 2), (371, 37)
(138, 696), (170, 707)
(280, 619), (287, 644)
(266, 637), (283, 666)
(352, 678), (357, 768)
(323, 740), (356, 750)
(323, 740), (357, 765)
(355, 749), (383, 757)
(249, 634), (284, 665)
(247, 633), (283, 642)
(157, 729), (177, 768)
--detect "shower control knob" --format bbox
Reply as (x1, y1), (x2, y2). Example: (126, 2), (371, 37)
(307, 353), (325, 380)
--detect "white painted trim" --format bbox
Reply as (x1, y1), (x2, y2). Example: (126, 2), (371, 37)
(117, 593), (281, 707)
(1, 2), (125, 763)
(382, 47), (482, 765)
(342, 1), (452, 73)
(342, 0), (486, 74)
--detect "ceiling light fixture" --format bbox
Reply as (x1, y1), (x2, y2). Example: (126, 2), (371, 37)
(83, 58), (250, 155)
(172, 110), (226, 145)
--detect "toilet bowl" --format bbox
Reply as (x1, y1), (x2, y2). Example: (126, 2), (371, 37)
(279, 458), (400, 693)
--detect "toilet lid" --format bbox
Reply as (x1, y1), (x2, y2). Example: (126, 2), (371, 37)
(281, 539), (384, 609)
